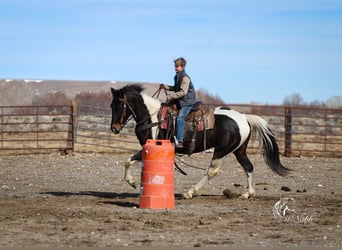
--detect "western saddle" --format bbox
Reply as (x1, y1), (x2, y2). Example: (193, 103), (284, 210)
(158, 100), (215, 154)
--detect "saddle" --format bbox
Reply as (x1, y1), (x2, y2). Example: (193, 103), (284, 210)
(185, 101), (215, 132)
(158, 101), (215, 154)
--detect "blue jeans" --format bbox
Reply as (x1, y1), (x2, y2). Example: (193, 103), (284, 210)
(176, 106), (193, 142)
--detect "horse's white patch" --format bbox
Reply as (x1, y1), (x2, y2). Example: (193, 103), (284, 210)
(214, 107), (250, 151)
(141, 93), (161, 139)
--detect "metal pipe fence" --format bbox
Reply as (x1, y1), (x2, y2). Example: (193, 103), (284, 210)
(74, 104), (140, 153)
(227, 104), (342, 157)
(0, 105), (73, 153)
(1, 104), (341, 157)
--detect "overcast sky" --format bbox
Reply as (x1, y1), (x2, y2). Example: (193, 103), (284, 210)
(0, 0), (341, 104)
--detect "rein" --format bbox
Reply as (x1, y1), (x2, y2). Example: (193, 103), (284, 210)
(152, 87), (167, 98)
(175, 155), (207, 171)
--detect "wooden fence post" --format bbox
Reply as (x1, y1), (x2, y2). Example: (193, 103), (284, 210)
(284, 106), (292, 157)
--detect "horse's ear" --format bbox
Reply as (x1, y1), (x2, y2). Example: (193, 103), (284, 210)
(111, 87), (116, 94)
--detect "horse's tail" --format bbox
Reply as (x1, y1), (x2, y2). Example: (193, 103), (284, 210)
(245, 114), (291, 176)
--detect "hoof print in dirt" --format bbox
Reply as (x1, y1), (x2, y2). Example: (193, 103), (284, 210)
(223, 189), (239, 199)
(281, 186), (291, 192)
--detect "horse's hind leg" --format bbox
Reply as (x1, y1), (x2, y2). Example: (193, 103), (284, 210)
(124, 150), (142, 189)
(183, 157), (224, 199)
(234, 148), (255, 199)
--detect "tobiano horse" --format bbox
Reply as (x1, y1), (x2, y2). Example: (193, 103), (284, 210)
(110, 84), (290, 199)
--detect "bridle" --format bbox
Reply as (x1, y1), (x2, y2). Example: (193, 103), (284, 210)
(118, 94), (136, 129)
(115, 94), (162, 133)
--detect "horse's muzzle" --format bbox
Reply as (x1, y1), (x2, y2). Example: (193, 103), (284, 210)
(111, 123), (121, 134)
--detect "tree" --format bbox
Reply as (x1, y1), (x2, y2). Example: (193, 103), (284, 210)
(196, 88), (225, 105)
(326, 96), (342, 108)
(283, 93), (304, 106)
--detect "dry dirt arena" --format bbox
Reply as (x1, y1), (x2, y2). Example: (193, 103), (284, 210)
(0, 151), (341, 247)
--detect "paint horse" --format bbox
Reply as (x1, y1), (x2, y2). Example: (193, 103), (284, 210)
(110, 85), (290, 199)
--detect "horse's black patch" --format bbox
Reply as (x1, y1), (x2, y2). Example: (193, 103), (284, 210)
(121, 84), (144, 94)
(219, 106), (231, 110)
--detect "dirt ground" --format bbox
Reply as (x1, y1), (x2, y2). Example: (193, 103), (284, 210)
(0, 151), (341, 247)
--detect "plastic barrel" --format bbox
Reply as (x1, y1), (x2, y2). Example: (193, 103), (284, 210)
(139, 139), (175, 209)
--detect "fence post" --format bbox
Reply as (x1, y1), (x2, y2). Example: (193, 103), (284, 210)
(36, 106), (39, 149)
(284, 106), (292, 157)
(0, 107), (2, 149)
(70, 99), (79, 152)
(324, 108), (327, 156)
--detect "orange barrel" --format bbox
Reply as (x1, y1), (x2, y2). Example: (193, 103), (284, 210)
(139, 139), (175, 209)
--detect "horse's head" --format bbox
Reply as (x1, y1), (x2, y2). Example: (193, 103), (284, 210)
(110, 88), (127, 134)
(110, 85), (144, 134)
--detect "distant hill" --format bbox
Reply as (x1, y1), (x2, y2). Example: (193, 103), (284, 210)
(0, 79), (163, 106)
(0, 79), (224, 106)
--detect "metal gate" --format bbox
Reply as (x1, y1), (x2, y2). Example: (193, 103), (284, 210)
(0, 105), (73, 154)
(74, 105), (140, 152)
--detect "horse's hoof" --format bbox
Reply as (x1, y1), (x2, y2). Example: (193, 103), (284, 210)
(240, 192), (255, 199)
(240, 193), (250, 199)
(127, 181), (137, 189)
(182, 190), (193, 199)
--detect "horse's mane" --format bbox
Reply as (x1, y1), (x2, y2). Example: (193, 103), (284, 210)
(120, 84), (161, 111)
(121, 84), (144, 94)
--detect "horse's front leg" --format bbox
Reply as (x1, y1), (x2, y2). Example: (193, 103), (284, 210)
(124, 150), (142, 189)
(183, 158), (223, 199)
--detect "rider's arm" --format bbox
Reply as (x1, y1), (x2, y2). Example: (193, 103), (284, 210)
(167, 76), (190, 100)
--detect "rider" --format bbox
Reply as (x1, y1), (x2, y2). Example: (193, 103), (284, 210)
(160, 57), (197, 148)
